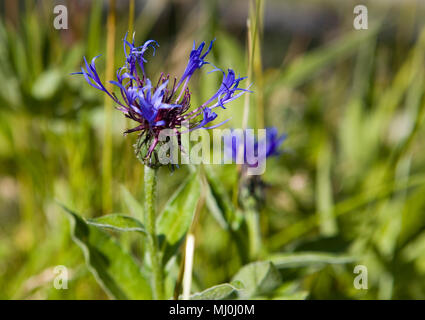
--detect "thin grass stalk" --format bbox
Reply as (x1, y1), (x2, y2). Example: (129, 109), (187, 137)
(102, 0), (116, 213)
(234, 0), (262, 203)
(234, 0), (264, 260)
(232, 18), (253, 208)
(128, 0), (135, 36)
(249, 0), (265, 260)
(253, 0), (265, 130)
(241, 20), (253, 131)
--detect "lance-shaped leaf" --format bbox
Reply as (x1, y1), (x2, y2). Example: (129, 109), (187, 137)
(268, 252), (355, 269)
(61, 205), (152, 300)
(87, 214), (146, 234)
(204, 166), (234, 230)
(157, 171), (201, 264)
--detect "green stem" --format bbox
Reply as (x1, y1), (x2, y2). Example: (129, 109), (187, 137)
(144, 165), (164, 299)
(246, 207), (262, 260)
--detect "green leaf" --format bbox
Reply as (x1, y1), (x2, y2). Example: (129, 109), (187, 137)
(268, 252), (355, 269)
(188, 283), (242, 300)
(157, 171), (201, 264)
(232, 261), (282, 298)
(87, 214), (146, 234)
(61, 205), (152, 299)
(120, 185), (144, 222)
(272, 291), (309, 300)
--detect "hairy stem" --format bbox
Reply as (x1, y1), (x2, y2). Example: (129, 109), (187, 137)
(144, 165), (164, 299)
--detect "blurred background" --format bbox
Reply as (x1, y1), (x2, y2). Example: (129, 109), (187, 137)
(1, 0), (425, 299)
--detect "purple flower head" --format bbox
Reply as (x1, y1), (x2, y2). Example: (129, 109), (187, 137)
(225, 127), (287, 169)
(73, 34), (249, 166)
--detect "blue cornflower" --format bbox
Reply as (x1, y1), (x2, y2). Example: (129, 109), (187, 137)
(178, 40), (214, 87)
(123, 36), (158, 77)
(203, 68), (250, 109)
(73, 34), (249, 163)
(225, 127), (287, 168)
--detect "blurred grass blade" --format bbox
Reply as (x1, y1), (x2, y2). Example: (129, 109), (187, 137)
(252, 0), (265, 129)
(87, 214), (146, 234)
(128, 0), (135, 36)
(24, 9), (43, 79)
(268, 252), (354, 269)
(268, 172), (425, 249)
(157, 171), (201, 264)
(61, 205), (152, 299)
(397, 185), (425, 249)
(102, 0), (116, 213)
(87, 0), (103, 59)
(134, 0), (167, 40)
(316, 139), (337, 236)
(365, 26), (425, 163)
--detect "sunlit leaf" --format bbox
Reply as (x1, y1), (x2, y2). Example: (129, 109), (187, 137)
(87, 214), (146, 234)
(187, 282), (242, 300)
(157, 171), (201, 264)
(232, 261), (282, 298)
(272, 291), (309, 300)
(61, 205), (152, 299)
